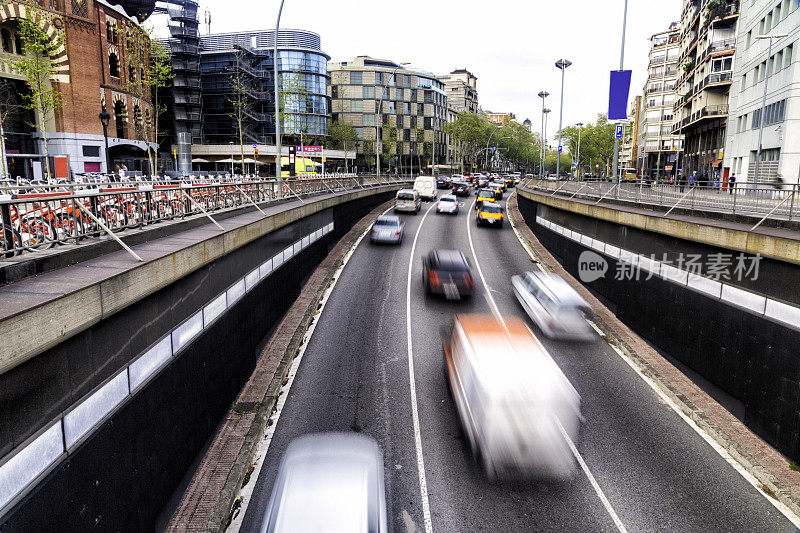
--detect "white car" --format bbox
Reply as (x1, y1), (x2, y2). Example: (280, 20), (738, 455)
(436, 194), (459, 215)
(512, 271), (596, 341)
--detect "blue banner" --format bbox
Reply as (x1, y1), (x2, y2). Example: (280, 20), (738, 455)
(608, 70), (632, 121)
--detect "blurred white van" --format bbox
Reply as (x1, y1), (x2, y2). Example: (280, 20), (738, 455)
(443, 314), (581, 480)
(413, 176), (437, 201)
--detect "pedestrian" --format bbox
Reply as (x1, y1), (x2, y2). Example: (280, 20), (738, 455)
(729, 173), (736, 195)
(688, 172), (696, 189)
(679, 172), (686, 193)
(773, 175), (785, 199)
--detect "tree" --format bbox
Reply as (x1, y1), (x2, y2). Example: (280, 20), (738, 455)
(123, 24), (171, 175)
(328, 120), (357, 173)
(12, 6), (64, 180)
(561, 114), (615, 176)
(227, 51), (252, 175)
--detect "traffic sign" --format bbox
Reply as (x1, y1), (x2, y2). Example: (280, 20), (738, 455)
(558, 146), (563, 154)
(573, 162), (578, 168)
(252, 143), (257, 149)
(615, 124), (623, 139)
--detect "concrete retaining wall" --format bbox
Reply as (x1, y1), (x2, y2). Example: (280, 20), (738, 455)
(517, 191), (800, 463)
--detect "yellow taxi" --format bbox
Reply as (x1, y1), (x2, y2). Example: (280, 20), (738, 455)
(476, 201), (504, 227)
(476, 188), (498, 208)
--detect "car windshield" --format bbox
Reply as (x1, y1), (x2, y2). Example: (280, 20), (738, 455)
(374, 218), (399, 227)
(480, 189), (494, 196)
(397, 192), (415, 200)
(482, 204), (502, 214)
(441, 197), (457, 203)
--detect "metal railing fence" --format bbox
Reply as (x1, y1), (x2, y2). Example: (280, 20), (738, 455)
(1, 174), (407, 257)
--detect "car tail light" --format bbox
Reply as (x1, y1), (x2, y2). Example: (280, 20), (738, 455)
(371, 229), (377, 235)
(394, 230), (401, 236)
(463, 273), (474, 289)
(429, 271), (440, 287)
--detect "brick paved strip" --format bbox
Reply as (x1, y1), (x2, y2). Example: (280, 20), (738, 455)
(507, 192), (800, 518)
(166, 200), (394, 533)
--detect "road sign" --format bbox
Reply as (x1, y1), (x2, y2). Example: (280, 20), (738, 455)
(573, 162), (578, 168)
(615, 124), (623, 139)
(558, 146), (563, 154)
(297, 145), (323, 153)
(252, 143), (257, 149)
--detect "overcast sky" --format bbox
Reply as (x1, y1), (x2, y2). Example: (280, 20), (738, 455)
(152, 0), (682, 140)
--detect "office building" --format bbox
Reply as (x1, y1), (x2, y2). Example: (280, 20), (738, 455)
(438, 69), (479, 114)
(673, 0), (739, 179)
(725, 0), (799, 184)
(329, 56), (450, 174)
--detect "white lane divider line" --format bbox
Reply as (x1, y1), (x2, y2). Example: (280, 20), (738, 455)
(466, 198), (629, 533)
(405, 202), (437, 533)
(229, 206), (393, 532)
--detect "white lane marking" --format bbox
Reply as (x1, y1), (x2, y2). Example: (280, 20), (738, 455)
(607, 344), (800, 529)
(229, 206), (393, 532)
(405, 202), (437, 533)
(506, 195), (800, 528)
(467, 198), (628, 533)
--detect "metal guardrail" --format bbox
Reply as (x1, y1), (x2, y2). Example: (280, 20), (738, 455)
(0, 175), (406, 258)
(521, 178), (799, 225)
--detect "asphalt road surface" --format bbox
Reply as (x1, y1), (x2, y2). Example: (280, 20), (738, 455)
(238, 188), (797, 533)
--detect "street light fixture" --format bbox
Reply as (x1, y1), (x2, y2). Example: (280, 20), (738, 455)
(542, 109), (551, 175)
(538, 91), (549, 176)
(98, 106), (111, 174)
(273, 0), (286, 193)
(554, 59), (572, 179)
(753, 33), (788, 184)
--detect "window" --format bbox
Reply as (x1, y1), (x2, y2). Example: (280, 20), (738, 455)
(363, 114), (374, 126)
(396, 87), (404, 100)
(350, 99), (362, 112)
(109, 53), (120, 78)
(741, 72), (747, 91)
(752, 109), (761, 129)
(363, 85), (374, 98)
(350, 71), (362, 84)
(331, 86), (338, 99)
(14, 32), (22, 55)
(375, 71), (382, 85)
(746, 31), (752, 48)
(1, 29), (10, 53)
(711, 57), (732, 72)
(129, 65), (136, 82)
(785, 44), (793, 68)
(410, 89), (417, 101)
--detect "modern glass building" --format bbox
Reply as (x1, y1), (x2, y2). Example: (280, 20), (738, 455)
(199, 29), (330, 145)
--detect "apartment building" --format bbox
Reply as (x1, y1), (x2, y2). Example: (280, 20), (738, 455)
(725, 0), (799, 184)
(621, 96), (641, 171)
(485, 111), (516, 124)
(329, 56), (450, 174)
(673, 0), (739, 179)
(640, 23), (683, 179)
(438, 69), (479, 114)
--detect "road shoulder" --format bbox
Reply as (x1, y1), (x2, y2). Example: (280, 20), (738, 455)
(165, 199), (394, 533)
(507, 191), (800, 521)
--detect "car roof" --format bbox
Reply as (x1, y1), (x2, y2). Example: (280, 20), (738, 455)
(440, 194), (457, 201)
(397, 189), (416, 194)
(269, 433), (382, 533)
(430, 249), (469, 269)
(525, 272), (589, 308)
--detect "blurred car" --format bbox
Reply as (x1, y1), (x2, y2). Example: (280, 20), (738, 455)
(370, 215), (405, 244)
(476, 176), (489, 187)
(512, 271), (595, 341)
(414, 176), (437, 201)
(451, 181), (471, 197)
(261, 432), (388, 533)
(488, 182), (504, 199)
(476, 201), (504, 227)
(436, 194), (459, 215)
(436, 176), (452, 189)
(423, 249), (474, 300)
(442, 314), (581, 480)
(491, 179), (507, 193)
(476, 188), (498, 207)
(394, 189), (421, 214)
(504, 175), (515, 188)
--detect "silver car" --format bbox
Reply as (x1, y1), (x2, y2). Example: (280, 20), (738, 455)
(260, 433), (389, 533)
(370, 215), (404, 244)
(436, 194), (459, 215)
(512, 271), (596, 341)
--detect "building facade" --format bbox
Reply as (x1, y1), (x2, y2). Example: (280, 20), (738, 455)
(329, 56), (449, 174)
(621, 95), (642, 171)
(485, 111), (516, 124)
(673, 0), (739, 179)
(198, 29), (329, 147)
(725, 0), (799, 184)
(438, 68), (479, 114)
(0, 0), (157, 178)
(639, 23), (682, 179)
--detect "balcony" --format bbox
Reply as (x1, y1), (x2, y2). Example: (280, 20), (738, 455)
(671, 104), (728, 133)
(706, 71), (732, 86)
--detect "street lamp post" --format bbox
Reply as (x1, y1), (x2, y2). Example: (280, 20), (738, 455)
(555, 59), (572, 179)
(576, 122), (584, 179)
(753, 34), (787, 184)
(98, 107), (111, 174)
(229, 141), (234, 175)
(543, 109), (551, 175)
(273, 0), (286, 194)
(538, 91), (549, 176)
(612, 0), (629, 191)
(484, 123), (502, 170)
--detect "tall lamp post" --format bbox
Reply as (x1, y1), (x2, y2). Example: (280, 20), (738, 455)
(542, 109), (551, 175)
(554, 59), (572, 179)
(484, 124), (503, 170)
(376, 62), (409, 178)
(575, 122), (584, 179)
(98, 107), (111, 174)
(612, 0), (629, 191)
(538, 91), (549, 176)
(273, 0), (286, 194)
(753, 33), (787, 184)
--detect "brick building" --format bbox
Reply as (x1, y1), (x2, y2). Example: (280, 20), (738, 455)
(0, 0), (157, 179)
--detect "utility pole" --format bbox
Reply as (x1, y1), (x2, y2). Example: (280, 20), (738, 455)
(576, 122), (584, 179)
(612, 0), (629, 191)
(273, 0), (285, 194)
(538, 91), (549, 176)
(753, 34), (786, 183)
